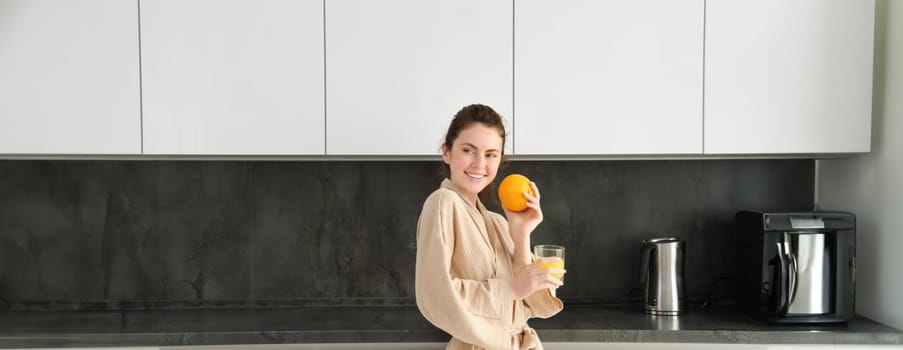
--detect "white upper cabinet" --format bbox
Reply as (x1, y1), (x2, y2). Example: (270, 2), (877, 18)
(326, 0), (512, 156)
(704, 0), (875, 154)
(0, 0), (141, 154)
(514, 0), (704, 155)
(141, 0), (325, 155)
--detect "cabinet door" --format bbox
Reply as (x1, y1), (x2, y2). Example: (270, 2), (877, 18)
(515, 0), (704, 155)
(0, 0), (140, 154)
(326, 0), (512, 155)
(704, 0), (875, 154)
(141, 0), (324, 155)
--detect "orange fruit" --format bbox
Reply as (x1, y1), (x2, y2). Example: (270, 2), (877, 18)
(498, 174), (535, 212)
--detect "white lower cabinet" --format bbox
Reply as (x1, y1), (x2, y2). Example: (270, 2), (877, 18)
(9, 343), (903, 350)
(165, 343), (903, 350)
(0, 0), (141, 155)
(140, 0), (325, 155)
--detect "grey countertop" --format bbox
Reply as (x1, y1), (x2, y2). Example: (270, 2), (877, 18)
(0, 304), (900, 348)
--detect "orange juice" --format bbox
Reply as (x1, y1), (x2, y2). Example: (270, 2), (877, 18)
(539, 259), (565, 281)
(534, 244), (565, 282)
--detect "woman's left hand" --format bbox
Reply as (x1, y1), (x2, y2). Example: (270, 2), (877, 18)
(504, 181), (543, 241)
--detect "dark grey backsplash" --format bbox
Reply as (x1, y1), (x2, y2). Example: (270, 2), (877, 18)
(0, 160), (813, 310)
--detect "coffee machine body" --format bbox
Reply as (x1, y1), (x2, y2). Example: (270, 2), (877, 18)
(735, 211), (856, 323)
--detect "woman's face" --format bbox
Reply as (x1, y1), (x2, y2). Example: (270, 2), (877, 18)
(442, 123), (504, 202)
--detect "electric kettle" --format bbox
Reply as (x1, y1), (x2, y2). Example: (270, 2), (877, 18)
(640, 237), (687, 316)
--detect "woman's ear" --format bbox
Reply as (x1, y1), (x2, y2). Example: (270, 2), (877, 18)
(441, 144), (451, 165)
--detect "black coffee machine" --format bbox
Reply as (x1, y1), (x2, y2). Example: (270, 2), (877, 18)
(735, 211), (856, 323)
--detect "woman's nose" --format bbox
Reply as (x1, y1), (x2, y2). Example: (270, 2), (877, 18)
(473, 154), (487, 166)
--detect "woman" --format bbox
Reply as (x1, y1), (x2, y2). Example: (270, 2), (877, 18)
(415, 104), (565, 350)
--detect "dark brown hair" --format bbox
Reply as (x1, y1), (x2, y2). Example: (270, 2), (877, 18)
(439, 104), (509, 200)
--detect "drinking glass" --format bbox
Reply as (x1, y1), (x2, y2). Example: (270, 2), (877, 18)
(533, 244), (565, 281)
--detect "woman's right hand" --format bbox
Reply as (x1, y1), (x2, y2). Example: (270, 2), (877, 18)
(510, 257), (565, 300)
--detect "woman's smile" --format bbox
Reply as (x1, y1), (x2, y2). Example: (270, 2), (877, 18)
(465, 171), (486, 180)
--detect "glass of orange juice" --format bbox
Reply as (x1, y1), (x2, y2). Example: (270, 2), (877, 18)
(533, 244), (565, 281)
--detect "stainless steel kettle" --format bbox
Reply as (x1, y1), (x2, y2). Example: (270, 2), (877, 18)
(640, 237), (687, 316)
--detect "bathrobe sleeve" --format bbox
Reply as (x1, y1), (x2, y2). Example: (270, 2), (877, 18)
(522, 276), (564, 319)
(415, 190), (516, 349)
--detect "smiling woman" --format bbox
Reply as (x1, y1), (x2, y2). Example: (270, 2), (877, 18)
(414, 104), (565, 350)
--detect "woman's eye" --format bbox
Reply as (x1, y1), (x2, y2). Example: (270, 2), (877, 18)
(486, 153), (498, 159)
(463, 148), (474, 154)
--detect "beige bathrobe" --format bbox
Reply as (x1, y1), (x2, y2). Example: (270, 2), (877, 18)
(415, 179), (563, 350)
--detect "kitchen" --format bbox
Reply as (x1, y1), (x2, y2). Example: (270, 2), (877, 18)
(1, 0), (901, 349)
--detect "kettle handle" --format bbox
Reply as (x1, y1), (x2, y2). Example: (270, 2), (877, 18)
(640, 243), (654, 283)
